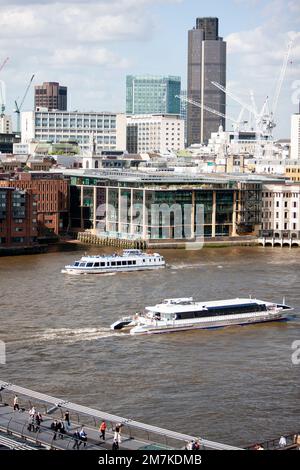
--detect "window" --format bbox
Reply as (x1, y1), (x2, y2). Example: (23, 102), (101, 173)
(86, 263), (93, 267)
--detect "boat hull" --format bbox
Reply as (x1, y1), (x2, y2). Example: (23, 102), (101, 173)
(129, 313), (286, 335)
(62, 264), (165, 275)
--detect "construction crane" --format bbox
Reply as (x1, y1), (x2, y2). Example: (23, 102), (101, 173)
(0, 57), (9, 74)
(0, 57), (9, 117)
(176, 94), (247, 132)
(211, 40), (294, 141)
(14, 73), (35, 133)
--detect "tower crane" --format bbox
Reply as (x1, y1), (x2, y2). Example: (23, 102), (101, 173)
(176, 94), (247, 132)
(14, 73), (35, 134)
(211, 40), (294, 142)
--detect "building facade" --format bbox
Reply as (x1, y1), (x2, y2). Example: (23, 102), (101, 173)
(65, 169), (262, 242)
(126, 75), (181, 115)
(187, 17), (226, 145)
(291, 113), (300, 160)
(261, 182), (300, 238)
(126, 114), (184, 154)
(34, 82), (67, 111)
(21, 111), (127, 153)
(0, 115), (12, 134)
(0, 172), (69, 236)
(0, 187), (38, 248)
(285, 161), (300, 182)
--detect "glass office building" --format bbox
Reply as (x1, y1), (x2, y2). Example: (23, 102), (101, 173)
(126, 75), (181, 115)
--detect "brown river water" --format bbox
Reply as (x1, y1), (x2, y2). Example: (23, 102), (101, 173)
(0, 246), (299, 447)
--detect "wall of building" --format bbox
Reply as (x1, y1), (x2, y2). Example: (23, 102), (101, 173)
(291, 114), (300, 160)
(0, 187), (37, 247)
(0, 173), (69, 236)
(126, 114), (184, 154)
(21, 111), (127, 154)
(126, 75), (181, 115)
(261, 183), (300, 236)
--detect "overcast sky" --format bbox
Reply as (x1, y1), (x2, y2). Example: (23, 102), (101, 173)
(0, 0), (299, 137)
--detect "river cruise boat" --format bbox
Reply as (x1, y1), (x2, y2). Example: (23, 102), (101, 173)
(110, 297), (292, 335)
(62, 249), (165, 274)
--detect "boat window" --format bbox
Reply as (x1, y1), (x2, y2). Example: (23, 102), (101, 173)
(132, 260), (136, 265)
(74, 262), (79, 267)
(79, 263), (86, 267)
(128, 260), (132, 265)
(100, 262), (106, 267)
(111, 261), (116, 267)
(94, 262), (100, 267)
(86, 263), (93, 267)
(117, 261), (122, 266)
(122, 261), (127, 266)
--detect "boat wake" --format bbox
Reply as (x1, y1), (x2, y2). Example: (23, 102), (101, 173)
(8, 327), (125, 346)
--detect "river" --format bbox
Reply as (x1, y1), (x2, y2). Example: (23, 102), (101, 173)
(0, 246), (299, 447)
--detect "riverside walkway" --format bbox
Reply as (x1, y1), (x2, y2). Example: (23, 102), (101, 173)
(0, 380), (241, 450)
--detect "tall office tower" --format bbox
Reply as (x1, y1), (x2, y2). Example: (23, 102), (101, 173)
(126, 75), (181, 115)
(187, 17), (226, 145)
(179, 89), (188, 145)
(34, 82), (67, 111)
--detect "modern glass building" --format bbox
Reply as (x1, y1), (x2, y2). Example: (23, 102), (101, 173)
(126, 75), (181, 115)
(66, 169), (263, 244)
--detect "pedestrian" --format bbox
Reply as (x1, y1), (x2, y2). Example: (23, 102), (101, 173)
(99, 420), (107, 441)
(194, 439), (201, 450)
(13, 395), (20, 411)
(112, 439), (119, 451)
(35, 413), (41, 432)
(50, 419), (59, 440)
(29, 406), (35, 418)
(58, 420), (66, 439)
(27, 415), (35, 432)
(79, 427), (87, 448)
(64, 410), (70, 428)
(114, 423), (122, 444)
(279, 436), (287, 448)
(72, 430), (80, 450)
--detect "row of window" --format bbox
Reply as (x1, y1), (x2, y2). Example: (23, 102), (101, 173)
(174, 304), (267, 320)
(74, 258), (162, 268)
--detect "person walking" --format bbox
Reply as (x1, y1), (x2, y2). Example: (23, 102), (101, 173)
(99, 420), (107, 441)
(13, 395), (20, 411)
(35, 412), (42, 433)
(114, 423), (122, 444)
(64, 410), (70, 429)
(58, 420), (66, 439)
(79, 427), (87, 448)
(72, 430), (80, 450)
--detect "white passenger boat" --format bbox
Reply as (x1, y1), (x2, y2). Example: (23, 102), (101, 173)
(110, 297), (292, 335)
(61, 249), (165, 274)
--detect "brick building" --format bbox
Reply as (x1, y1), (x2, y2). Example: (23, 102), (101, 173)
(0, 187), (38, 247)
(0, 172), (69, 236)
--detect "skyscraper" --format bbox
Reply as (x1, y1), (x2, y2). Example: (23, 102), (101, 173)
(34, 82), (67, 111)
(187, 17), (226, 145)
(126, 75), (181, 115)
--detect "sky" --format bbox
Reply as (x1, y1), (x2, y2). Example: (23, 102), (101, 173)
(0, 0), (299, 138)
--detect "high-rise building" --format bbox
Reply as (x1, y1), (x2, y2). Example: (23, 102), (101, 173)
(291, 111), (300, 160)
(34, 82), (67, 111)
(187, 17), (226, 145)
(126, 75), (181, 115)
